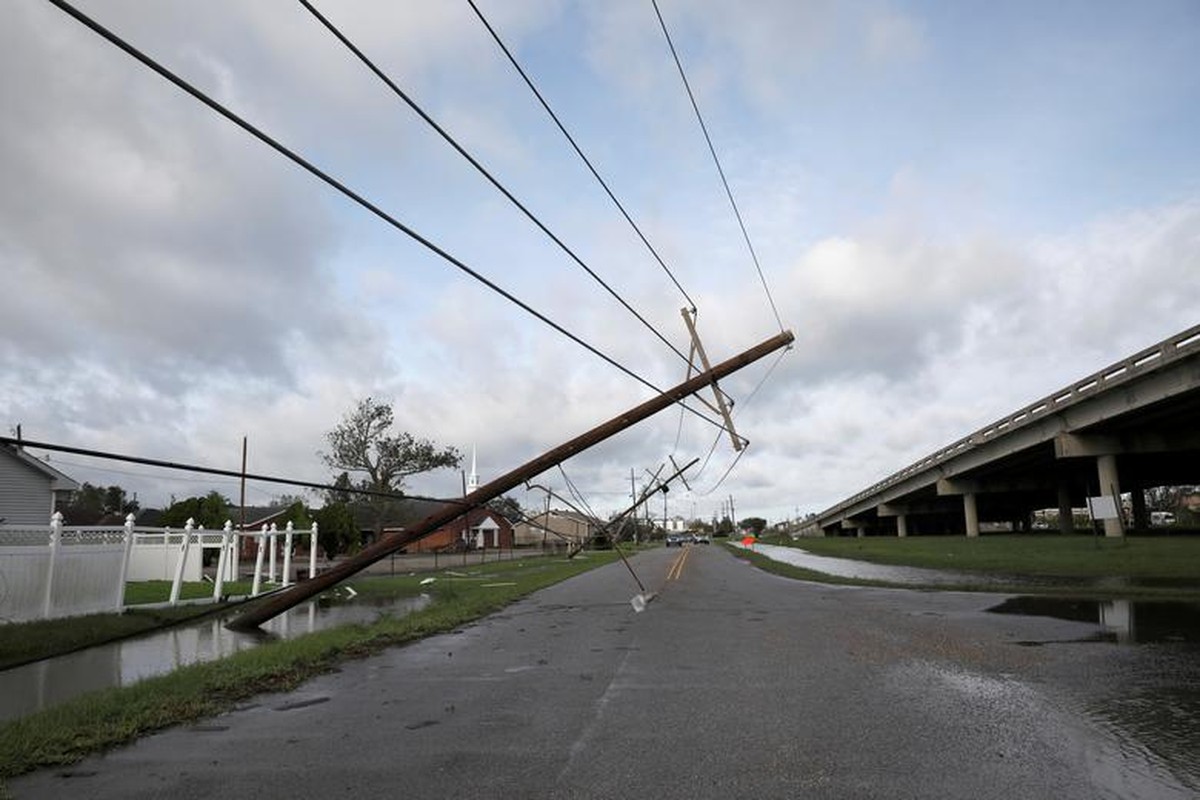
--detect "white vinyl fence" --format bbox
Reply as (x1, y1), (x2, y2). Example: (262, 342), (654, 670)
(1, 513), (318, 624)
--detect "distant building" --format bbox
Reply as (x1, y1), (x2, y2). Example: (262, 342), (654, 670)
(408, 506), (514, 553)
(513, 509), (598, 548)
(0, 445), (79, 525)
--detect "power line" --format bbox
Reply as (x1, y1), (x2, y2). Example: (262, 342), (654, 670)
(650, 0), (786, 333)
(465, 0), (698, 314)
(298, 0), (691, 367)
(46, 0), (729, 436)
(2, 436), (463, 507)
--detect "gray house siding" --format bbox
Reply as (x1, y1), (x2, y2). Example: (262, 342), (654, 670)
(0, 448), (77, 525)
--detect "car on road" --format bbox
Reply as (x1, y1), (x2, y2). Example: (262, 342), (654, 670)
(665, 533), (688, 547)
(691, 533), (711, 544)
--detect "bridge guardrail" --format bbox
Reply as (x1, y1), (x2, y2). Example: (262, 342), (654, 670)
(818, 323), (1200, 522)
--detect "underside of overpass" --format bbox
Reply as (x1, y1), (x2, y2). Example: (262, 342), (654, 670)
(812, 326), (1200, 538)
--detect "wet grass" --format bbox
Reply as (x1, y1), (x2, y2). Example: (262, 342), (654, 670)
(0, 580), (272, 671)
(767, 534), (1200, 578)
(123, 579), (258, 605)
(0, 552), (621, 782)
(732, 535), (1200, 598)
(0, 606), (221, 671)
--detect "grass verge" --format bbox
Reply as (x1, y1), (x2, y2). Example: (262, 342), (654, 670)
(0, 552), (619, 782)
(730, 535), (1200, 598)
(766, 534), (1200, 577)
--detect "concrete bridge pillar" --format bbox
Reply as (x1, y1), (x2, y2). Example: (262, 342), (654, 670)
(1057, 484), (1075, 534)
(1130, 484), (1148, 534)
(963, 493), (980, 538)
(1096, 454), (1123, 538)
(896, 514), (908, 538)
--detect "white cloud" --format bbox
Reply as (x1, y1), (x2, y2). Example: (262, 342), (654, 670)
(2, 2), (1197, 528)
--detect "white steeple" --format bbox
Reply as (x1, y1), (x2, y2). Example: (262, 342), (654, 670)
(467, 445), (478, 493)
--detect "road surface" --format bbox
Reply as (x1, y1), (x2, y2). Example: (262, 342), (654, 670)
(11, 544), (1199, 798)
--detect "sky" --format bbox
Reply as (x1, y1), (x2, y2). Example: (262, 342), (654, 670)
(2, 0), (1198, 525)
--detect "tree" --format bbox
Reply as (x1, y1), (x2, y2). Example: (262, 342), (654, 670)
(61, 482), (139, 524)
(312, 502), (359, 557)
(487, 496), (523, 523)
(740, 517), (768, 536)
(161, 491), (231, 529)
(320, 397), (461, 535)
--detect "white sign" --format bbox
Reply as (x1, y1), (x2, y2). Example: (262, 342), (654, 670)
(1087, 495), (1120, 520)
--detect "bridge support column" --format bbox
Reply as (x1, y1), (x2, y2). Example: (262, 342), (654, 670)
(1096, 454), (1123, 538)
(896, 514), (908, 538)
(963, 493), (980, 538)
(1057, 484), (1075, 534)
(1130, 483), (1148, 534)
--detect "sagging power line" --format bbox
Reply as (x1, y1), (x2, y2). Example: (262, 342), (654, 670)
(651, 0), (786, 333)
(230, 329), (793, 628)
(45, 0), (733, 439)
(298, 0), (693, 368)
(465, 0), (698, 314)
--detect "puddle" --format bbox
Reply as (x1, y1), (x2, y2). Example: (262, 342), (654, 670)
(746, 543), (985, 585)
(988, 597), (1200, 644)
(745, 543), (1198, 592)
(0, 594), (431, 722)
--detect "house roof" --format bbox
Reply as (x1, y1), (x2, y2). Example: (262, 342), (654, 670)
(1, 445), (80, 492)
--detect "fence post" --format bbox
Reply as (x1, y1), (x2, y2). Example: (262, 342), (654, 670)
(169, 518), (194, 606)
(42, 512), (63, 619)
(115, 513), (136, 611)
(282, 522), (295, 588)
(213, 520), (233, 601)
(251, 524), (268, 597)
(268, 523), (278, 584)
(309, 522), (318, 579)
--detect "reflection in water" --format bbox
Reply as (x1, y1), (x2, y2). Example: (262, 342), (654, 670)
(988, 596), (1200, 644)
(0, 594), (430, 722)
(747, 543), (1198, 592)
(989, 595), (1200, 794)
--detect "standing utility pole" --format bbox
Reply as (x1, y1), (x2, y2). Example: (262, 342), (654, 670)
(229, 329), (793, 630)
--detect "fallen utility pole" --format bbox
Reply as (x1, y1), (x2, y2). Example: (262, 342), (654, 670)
(228, 329), (793, 630)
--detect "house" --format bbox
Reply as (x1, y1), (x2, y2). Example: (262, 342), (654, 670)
(406, 506), (515, 553)
(513, 509), (599, 548)
(0, 444), (80, 525)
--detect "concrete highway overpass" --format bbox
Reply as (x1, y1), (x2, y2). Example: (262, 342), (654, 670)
(805, 324), (1200, 538)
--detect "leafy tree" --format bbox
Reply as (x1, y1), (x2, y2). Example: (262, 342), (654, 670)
(62, 482), (139, 523)
(715, 515), (734, 536)
(487, 495), (523, 523)
(740, 517), (768, 536)
(312, 502), (359, 557)
(161, 491), (231, 529)
(320, 397), (461, 535)
(281, 500), (312, 528)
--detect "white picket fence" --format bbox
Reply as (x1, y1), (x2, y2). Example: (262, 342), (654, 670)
(0, 513), (319, 624)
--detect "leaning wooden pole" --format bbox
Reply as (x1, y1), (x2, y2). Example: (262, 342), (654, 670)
(228, 329), (793, 629)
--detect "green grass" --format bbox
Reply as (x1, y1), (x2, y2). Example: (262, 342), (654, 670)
(732, 535), (1200, 598)
(123, 579), (258, 605)
(0, 581), (274, 670)
(768, 534), (1200, 578)
(0, 606), (221, 671)
(0, 552), (621, 782)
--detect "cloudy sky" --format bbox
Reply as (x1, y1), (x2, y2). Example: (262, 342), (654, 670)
(3, 0), (1198, 524)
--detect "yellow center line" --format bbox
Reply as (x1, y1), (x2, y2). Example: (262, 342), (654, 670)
(667, 544), (691, 581)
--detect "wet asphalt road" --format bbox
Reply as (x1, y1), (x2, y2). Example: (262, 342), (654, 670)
(10, 544), (1200, 799)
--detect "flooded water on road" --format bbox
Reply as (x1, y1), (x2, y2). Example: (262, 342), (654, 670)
(746, 542), (1198, 592)
(0, 594), (430, 723)
(988, 596), (1200, 644)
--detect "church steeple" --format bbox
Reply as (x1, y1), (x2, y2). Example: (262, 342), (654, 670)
(467, 445), (478, 493)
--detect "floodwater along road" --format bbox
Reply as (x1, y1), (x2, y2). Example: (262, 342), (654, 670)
(10, 544), (1200, 799)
